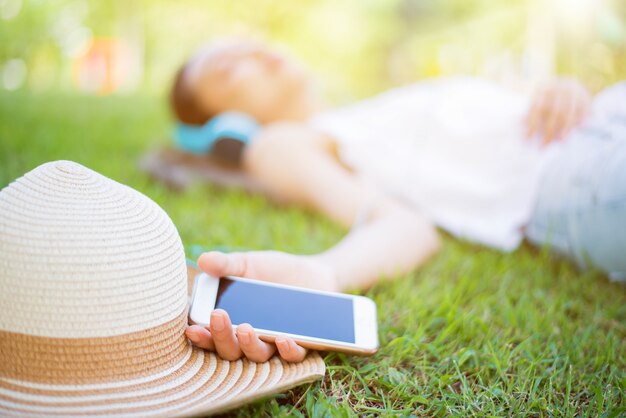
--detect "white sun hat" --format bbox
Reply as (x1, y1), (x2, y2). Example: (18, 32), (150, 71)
(0, 160), (325, 417)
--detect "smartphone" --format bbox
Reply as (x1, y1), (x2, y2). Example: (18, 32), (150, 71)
(189, 273), (379, 355)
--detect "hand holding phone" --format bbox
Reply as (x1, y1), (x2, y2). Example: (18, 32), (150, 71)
(186, 309), (309, 363)
(189, 273), (379, 360)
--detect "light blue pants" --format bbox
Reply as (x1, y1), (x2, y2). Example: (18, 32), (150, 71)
(526, 83), (626, 282)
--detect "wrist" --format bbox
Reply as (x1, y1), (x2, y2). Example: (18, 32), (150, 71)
(308, 253), (341, 292)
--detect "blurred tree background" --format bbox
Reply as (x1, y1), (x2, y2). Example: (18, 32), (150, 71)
(0, 0), (624, 103)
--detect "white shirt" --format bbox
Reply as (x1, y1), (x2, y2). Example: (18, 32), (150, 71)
(310, 77), (559, 251)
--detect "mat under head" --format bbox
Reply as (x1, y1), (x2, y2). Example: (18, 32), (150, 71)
(139, 146), (264, 192)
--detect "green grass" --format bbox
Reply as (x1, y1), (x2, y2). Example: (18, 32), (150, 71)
(1, 91), (624, 417)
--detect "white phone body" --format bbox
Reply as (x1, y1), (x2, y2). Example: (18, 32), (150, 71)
(189, 273), (379, 355)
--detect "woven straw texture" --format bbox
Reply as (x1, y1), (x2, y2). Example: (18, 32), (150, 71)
(0, 161), (325, 417)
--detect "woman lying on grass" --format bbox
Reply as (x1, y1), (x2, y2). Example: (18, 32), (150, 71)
(174, 38), (626, 363)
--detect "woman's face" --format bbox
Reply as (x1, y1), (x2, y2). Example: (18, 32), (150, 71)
(183, 39), (312, 123)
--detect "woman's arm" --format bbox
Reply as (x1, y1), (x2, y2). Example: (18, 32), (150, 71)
(240, 122), (440, 291)
(187, 123), (440, 363)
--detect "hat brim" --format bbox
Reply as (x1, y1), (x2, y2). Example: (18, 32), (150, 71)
(0, 347), (325, 417)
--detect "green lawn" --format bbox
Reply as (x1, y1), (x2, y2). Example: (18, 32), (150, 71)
(0, 91), (624, 417)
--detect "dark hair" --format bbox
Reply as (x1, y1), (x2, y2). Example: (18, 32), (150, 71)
(169, 65), (213, 125)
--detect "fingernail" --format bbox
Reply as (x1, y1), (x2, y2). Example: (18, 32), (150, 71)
(275, 338), (288, 352)
(238, 331), (251, 344)
(211, 313), (225, 331)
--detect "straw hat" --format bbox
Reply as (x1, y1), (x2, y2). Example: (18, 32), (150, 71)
(0, 160), (325, 417)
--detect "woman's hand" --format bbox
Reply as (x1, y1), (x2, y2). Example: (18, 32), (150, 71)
(525, 77), (592, 145)
(186, 250), (324, 364)
(186, 309), (308, 363)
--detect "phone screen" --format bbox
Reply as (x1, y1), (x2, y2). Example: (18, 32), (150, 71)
(215, 277), (355, 343)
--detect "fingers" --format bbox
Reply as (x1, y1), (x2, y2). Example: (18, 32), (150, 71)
(185, 325), (215, 350)
(557, 87), (580, 141)
(526, 78), (592, 146)
(275, 337), (308, 363)
(186, 307), (309, 364)
(187, 316), (275, 363)
(542, 85), (569, 145)
(209, 309), (243, 361)
(525, 85), (548, 139)
(544, 80), (590, 144)
(236, 323), (277, 362)
(198, 251), (252, 279)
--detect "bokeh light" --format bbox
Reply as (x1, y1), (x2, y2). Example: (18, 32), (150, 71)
(0, 0), (22, 21)
(0, 0), (623, 97)
(2, 58), (27, 90)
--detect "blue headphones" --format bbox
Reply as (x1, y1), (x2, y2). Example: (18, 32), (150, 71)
(175, 112), (260, 164)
